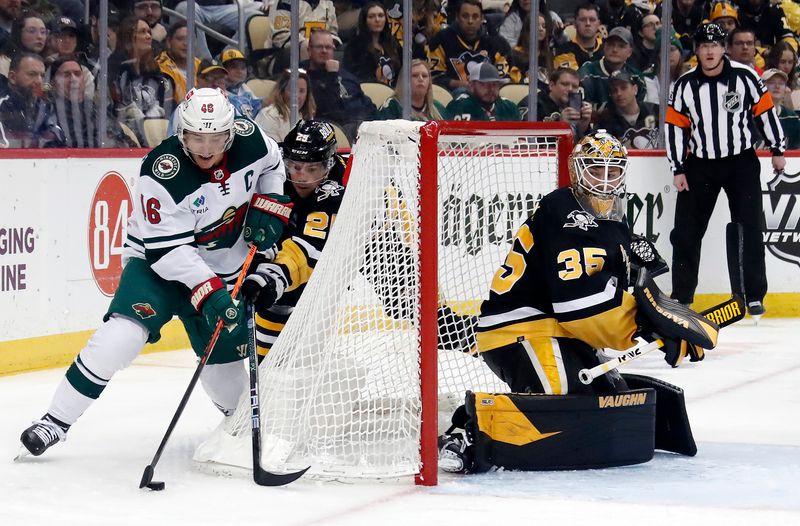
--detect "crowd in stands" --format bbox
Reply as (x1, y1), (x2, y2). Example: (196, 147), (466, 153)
(1, 0), (799, 150)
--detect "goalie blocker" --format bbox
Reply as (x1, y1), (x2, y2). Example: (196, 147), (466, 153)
(452, 376), (696, 472)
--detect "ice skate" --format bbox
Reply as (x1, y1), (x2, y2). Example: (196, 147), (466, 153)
(16, 416), (68, 459)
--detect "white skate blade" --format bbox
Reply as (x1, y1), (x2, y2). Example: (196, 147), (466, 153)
(13, 446), (31, 461)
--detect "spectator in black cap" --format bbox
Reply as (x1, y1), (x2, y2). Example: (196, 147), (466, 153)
(596, 69), (659, 149)
(579, 26), (644, 107)
(46, 17), (79, 64)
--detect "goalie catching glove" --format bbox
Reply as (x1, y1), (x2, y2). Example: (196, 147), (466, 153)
(634, 267), (718, 367)
(191, 277), (243, 330)
(243, 193), (293, 251)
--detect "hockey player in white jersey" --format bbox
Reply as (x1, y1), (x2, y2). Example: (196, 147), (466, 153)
(18, 88), (292, 458)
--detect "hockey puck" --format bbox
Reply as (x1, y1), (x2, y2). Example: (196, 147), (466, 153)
(147, 481), (166, 491)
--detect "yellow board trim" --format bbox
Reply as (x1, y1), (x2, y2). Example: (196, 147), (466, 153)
(3, 292), (798, 376)
(693, 292), (800, 318)
(0, 319), (190, 377)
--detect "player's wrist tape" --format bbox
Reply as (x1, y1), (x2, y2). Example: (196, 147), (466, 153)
(251, 194), (292, 224)
(191, 276), (225, 311)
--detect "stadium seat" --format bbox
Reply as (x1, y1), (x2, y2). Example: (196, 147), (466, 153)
(432, 84), (453, 107)
(499, 83), (531, 105)
(246, 78), (277, 99)
(143, 118), (169, 147)
(118, 122), (141, 147)
(329, 122), (350, 149)
(247, 14), (272, 52)
(360, 82), (395, 108)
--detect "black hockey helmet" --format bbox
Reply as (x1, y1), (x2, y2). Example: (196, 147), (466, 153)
(281, 120), (337, 170)
(694, 23), (727, 45)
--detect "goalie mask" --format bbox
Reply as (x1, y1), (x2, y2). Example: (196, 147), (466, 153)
(568, 130), (628, 221)
(175, 87), (235, 158)
(281, 120), (337, 188)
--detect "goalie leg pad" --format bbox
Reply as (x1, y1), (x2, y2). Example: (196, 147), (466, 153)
(621, 373), (697, 456)
(464, 390), (656, 472)
(634, 267), (719, 349)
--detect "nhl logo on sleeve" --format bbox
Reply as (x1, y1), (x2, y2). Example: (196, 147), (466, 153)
(152, 154), (180, 180)
(233, 119), (255, 136)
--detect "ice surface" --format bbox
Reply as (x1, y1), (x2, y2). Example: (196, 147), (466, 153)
(2, 319), (798, 526)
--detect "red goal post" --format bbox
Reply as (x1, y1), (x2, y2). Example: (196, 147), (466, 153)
(194, 120), (573, 486)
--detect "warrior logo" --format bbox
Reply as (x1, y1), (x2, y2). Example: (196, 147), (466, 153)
(195, 204), (248, 249)
(723, 92), (743, 112)
(152, 154), (180, 180)
(763, 171), (800, 268)
(564, 210), (598, 231)
(233, 119), (255, 136)
(132, 303), (156, 319)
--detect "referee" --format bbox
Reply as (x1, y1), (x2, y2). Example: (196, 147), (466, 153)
(665, 23), (785, 316)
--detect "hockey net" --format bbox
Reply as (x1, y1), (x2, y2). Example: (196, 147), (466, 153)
(194, 120), (572, 484)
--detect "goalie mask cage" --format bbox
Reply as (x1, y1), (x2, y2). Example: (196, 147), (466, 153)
(194, 120), (572, 485)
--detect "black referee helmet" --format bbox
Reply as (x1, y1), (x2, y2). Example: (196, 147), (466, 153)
(694, 23), (727, 44)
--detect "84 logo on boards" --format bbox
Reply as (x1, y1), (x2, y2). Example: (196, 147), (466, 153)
(88, 171), (133, 297)
(763, 171), (800, 269)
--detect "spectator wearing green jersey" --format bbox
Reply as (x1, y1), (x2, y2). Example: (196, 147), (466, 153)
(445, 61), (520, 121)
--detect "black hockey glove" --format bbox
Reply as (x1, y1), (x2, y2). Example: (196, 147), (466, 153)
(630, 234), (668, 278)
(661, 338), (705, 367)
(241, 271), (281, 315)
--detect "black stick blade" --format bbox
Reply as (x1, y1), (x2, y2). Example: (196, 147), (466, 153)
(253, 465), (310, 487)
(139, 464), (155, 489)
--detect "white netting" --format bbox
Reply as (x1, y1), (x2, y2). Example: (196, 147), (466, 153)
(194, 121), (565, 480)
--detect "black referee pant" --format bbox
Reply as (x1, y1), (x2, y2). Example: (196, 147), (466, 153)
(670, 149), (767, 305)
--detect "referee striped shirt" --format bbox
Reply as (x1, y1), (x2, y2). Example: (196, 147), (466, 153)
(665, 57), (785, 175)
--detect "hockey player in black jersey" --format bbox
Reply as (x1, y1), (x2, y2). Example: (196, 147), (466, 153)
(242, 120), (346, 356)
(438, 130), (720, 474)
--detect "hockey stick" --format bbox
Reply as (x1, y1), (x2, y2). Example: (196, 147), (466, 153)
(579, 221), (748, 385)
(139, 245), (257, 491)
(245, 302), (310, 486)
(577, 294), (746, 384)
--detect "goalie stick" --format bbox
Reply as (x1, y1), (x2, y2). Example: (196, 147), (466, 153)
(244, 301), (309, 486)
(139, 246), (257, 492)
(578, 295), (746, 384)
(578, 223), (748, 385)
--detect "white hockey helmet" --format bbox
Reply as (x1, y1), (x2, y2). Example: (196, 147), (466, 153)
(175, 87), (235, 156)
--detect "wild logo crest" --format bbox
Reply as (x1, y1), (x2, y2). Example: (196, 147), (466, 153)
(152, 154), (180, 180)
(195, 204), (248, 249)
(132, 303), (156, 319)
(764, 171), (800, 269)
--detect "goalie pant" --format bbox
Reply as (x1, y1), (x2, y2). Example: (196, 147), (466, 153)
(40, 120), (288, 429)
